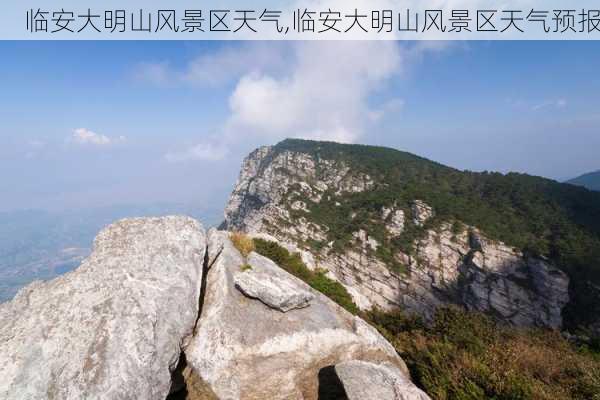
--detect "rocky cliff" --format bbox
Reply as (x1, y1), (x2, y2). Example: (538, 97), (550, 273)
(223, 142), (571, 330)
(0, 217), (428, 400)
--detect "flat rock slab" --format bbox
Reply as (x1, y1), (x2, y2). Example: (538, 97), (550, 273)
(0, 216), (206, 400)
(234, 269), (314, 312)
(335, 360), (431, 400)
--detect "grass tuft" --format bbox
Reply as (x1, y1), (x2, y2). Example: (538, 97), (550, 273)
(230, 232), (255, 258)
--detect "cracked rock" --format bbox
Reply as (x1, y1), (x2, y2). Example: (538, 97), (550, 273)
(234, 269), (314, 312)
(0, 217), (206, 400)
(184, 231), (419, 400)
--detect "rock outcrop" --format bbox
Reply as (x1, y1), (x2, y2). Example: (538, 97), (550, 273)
(183, 230), (429, 400)
(335, 361), (430, 400)
(224, 147), (374, 235)
(223, 144), (570, 329)
(0, 217), (206, 400)
(411, 200), (434, 227)
(382, 207), (405, 237)
(0, 217), (427, 400)
(233, 260), (315, 312)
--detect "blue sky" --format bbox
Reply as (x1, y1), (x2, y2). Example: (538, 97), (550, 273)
(0, 40), (599, 212)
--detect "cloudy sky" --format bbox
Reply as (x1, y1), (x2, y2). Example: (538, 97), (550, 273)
(1, 40), (599, 212)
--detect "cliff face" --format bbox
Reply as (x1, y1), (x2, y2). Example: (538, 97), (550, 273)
(224, 144), (570, 329)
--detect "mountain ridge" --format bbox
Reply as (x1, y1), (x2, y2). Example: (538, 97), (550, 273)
(224, 138), (600, 334)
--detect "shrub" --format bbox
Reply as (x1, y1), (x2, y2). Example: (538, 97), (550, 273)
(240, 264), (252, 272)
(366, 307), (600, 400)
(310, 270), (359, 315)
(230, 232), (255, 258)
(254, 238), (312, 282)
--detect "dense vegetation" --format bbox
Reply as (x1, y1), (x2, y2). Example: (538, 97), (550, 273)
(272, 139), (600, 332)
(368, 307), (600, 400)
(251, 238), (359, 314)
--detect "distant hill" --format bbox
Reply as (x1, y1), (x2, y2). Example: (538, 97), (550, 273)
(567, 170), (600, 192)
(0, 203), (222, 302)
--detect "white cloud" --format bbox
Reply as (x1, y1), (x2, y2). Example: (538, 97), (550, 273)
(149, 41), (449, 161)
(164, 142), (228, 163)
(134, 62), (171, 86)
(135, 42), (289, 88)
(223, 41), (403, 143)
(532, 98), (568, 111)
(507, 97), (568, 112)
(183, 43), (289, 86)
(368, 98), (405, 122)
(70, 128), (125, 146)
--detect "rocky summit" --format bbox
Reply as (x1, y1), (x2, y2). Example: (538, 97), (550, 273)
(184, 230), (427, 400)
(0, 217), (206, 399)
(0, 217), (429, 400)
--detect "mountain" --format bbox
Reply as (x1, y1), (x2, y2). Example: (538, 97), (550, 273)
(567, 170), (600, 192)
(1, 142), (599, 400)
(224, 139), (600, 335)
(0, 217), (428, 400)
(0, 203), (222, 302)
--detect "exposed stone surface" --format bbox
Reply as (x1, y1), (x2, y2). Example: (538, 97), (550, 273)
(234, 256), (315, 312)
(224, 146), (571, 329)
(411, 200), (434, 227)
(0, 215), (426, 400)
(184, 230), (421, 400)
(462, 247), (569, 327)
(383, 208), (405, 237)
(0, 217), (206, 400)
(225, 147), (373, 236)
(353, 229), (379, 251)
(413, 225), (569, 326)
(335, 360), (430, 400)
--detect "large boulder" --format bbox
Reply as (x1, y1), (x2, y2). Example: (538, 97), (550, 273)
(335, 360), (431, 400)
(0, 216), (206, 400)
(233, 269), (315, 312)
(183, 230), (429, 400)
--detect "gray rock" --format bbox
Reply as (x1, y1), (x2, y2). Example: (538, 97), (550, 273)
(224, 146), (372, 235)
(353, 229), (379, 251)
(234, 257), (315, 312)
(223, 145), (571, 329)
(384, 208), (406, 237)
(0, 217), (206, 400)
(459, 240), (569, 328)
(184, 230), (419, 400)
(411, 200), (434, 227)
(335, 360), (431, 400)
